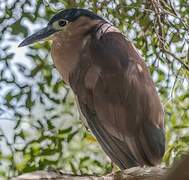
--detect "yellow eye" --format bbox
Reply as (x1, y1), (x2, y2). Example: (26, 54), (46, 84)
(52, 19), (68, 30)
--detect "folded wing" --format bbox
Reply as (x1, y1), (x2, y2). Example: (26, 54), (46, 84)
(69, 32), (165, 169)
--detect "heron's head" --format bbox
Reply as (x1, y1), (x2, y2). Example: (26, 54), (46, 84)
(18, 8), (105, 47)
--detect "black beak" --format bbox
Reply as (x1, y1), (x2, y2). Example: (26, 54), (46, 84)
(18, 25), (56, 47)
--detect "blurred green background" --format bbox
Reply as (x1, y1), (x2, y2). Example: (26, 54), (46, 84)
(0, 0), (188, 179)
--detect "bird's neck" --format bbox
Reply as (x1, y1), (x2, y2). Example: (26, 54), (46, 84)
(51, 17), (120, 84)
(51, 17), (102, 84)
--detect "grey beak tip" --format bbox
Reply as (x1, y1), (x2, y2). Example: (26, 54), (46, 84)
(18, 43), (23, 48)
(18, 26), (55, 48)
(18, 41), (26, 47)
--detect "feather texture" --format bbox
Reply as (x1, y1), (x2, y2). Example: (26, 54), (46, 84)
(69, 27), (165, 169)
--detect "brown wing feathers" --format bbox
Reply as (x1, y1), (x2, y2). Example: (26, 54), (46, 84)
(69, 31), (165, 169)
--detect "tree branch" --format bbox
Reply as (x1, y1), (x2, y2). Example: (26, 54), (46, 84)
(12, 167), (167, 180)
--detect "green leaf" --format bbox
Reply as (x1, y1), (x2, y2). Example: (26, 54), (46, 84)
(67, 130), (79, 142)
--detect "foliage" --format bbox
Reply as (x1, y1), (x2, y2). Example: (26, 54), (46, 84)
(0, 0), (188, 179)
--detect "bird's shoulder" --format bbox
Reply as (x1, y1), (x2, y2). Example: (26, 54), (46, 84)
(69, 29), (164, 130)
(69, 29), (152, 97)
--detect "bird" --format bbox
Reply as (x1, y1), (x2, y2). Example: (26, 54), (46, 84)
(19, 8), (165, 170)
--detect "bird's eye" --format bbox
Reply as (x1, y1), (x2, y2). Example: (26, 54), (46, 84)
(52, 19), (68, 30)
(58, 20), (67, 27)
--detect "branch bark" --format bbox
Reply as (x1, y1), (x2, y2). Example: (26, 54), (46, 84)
(12, 167), (167, 180)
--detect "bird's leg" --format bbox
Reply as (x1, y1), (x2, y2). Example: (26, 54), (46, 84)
(105, 162), (120, 176)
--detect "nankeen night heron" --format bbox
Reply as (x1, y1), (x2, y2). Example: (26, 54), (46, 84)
(19, 8), (165, 169)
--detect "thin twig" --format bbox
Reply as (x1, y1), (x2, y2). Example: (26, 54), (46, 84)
(163, 49), (189, 71)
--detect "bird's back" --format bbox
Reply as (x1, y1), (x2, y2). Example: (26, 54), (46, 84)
(69, 24), (165, 169)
